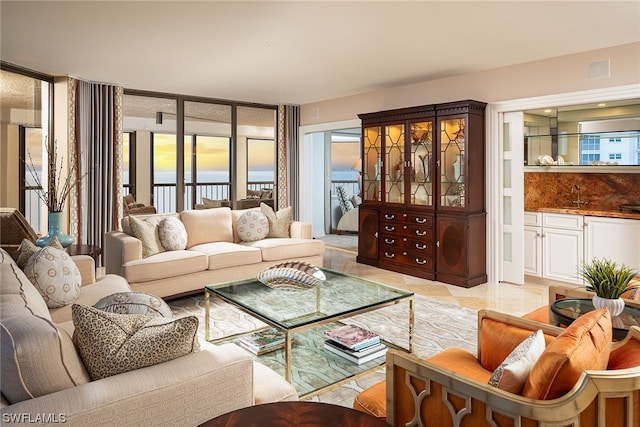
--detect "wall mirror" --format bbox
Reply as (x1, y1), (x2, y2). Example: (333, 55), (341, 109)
(523, 99), (640, 167)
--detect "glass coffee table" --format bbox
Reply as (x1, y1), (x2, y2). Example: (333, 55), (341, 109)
(204, 267), (414, 397)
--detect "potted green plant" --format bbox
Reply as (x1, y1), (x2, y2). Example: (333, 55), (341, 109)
(578, 257), (638, 316)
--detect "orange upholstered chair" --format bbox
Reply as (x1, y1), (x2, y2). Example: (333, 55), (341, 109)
(353, 309), (640, 427)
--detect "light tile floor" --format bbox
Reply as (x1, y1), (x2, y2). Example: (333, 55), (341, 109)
(322, 243), (549, 317)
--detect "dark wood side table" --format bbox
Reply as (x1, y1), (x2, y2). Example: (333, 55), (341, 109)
(66, 244), (102, 262)
(199, 401), (390, 427)
(550, 298), (640, 341)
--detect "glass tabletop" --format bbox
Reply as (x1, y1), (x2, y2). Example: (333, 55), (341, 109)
(206, 267), (413, 330)
(551, 298), (640, 332)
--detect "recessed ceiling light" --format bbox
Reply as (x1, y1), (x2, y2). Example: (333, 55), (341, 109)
(544, 109), (552, 113)
(598, 103), (606, 107)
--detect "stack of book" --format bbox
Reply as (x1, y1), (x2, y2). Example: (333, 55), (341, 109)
(324, 324), (387, 365)
(238, 328), (286, 355)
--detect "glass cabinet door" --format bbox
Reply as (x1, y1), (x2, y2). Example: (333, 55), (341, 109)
(439, 117), (466, 208)
(363, 125), (382, 202)
(409, 120), (434, 207)
(384, 123), (405, 204)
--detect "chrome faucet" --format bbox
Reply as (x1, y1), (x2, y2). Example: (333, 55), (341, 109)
(571, 184), (589, 208)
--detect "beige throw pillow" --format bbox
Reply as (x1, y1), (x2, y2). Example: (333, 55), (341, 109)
(488, 329), (545, 394)
(72, 304), (199, 380)
(237, 210), (269, 242)
(23, 246), (82, 308)
(128, 215), (166, 258)
(16, 237), (63, 270)
(261, 203), (292, 238)
(157, 216), (187, 250)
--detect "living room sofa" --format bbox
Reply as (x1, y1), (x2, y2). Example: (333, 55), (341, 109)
(0, 248), (297, 426)
(104, 207), (325, 299)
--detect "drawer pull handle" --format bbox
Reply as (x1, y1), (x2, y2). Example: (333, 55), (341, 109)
(384, 238), (395, 244)
(415, 230), (427, 236)
(385, 226), (395, 231)
(415, 259), (427, 265)
(384, 252), (395, 258)
(415, 218), (427, 224)
(415, 244), (427, 250)
(384, 214), (395, 220)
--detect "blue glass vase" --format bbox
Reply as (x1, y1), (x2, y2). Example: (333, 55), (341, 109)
(36, 211), (75, 248)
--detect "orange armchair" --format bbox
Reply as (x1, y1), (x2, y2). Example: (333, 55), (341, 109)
(354, 309), (640, 427)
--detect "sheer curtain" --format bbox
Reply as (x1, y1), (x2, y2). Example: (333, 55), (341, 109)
(69, 79), (123, 264)
(277, 104), (300, 217)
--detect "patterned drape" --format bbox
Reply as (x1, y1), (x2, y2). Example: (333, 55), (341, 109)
(68, 79), (123, 265)
(277, 104), (300, 217)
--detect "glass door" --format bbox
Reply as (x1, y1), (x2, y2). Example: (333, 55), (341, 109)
(362, 125), (381, 202)
(384, 123), (405, 204)
(501, 112), (525, 285)
(409, 120), (434, 207)
(439, 117), (466, 208)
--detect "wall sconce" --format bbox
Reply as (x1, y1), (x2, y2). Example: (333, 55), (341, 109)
(155, 112), (163, 125)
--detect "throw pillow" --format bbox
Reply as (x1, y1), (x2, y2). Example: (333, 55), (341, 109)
(157, 216), (187, 250)
(16, 237), (63, 270)
(93, 292), (174, 318)
(261, 203), (292, 238)
(128, 215), (166, 258)
(237, 211), (269, 242)
(72, 304), (200, 380)
(23, 246), (81, 308)
(488, 329), (545, 394)
(336, 185), (354, 215)
(521, 308), (612, 400)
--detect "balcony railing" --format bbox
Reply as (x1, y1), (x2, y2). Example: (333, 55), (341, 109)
(138, 180), (356, 214)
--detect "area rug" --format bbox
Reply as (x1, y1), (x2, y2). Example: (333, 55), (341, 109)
(168, 293), (477, 405)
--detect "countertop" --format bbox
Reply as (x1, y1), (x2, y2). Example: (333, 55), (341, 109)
(528, 207), (640, 220)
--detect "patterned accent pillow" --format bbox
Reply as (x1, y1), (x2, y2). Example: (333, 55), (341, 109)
(261, 203), (292, 238)
(23, 246), (82, 308)
(128, 215), (166, 258)
(72, 304), (200, 380)
(336, 185), (354, 215)
(157, 216), (187, 250)
(488, 329), (545, 394)
(93, 292), (174, 318)
(16, 237), (63, 270)
(237, 211), (269, 242)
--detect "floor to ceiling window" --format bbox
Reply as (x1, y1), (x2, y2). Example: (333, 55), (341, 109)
(0, 64), (52, 233)
(123, 92), (277, 214)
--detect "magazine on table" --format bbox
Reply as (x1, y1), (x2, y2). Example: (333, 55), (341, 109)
(238, 328), (286, 355)
(325, 324), (380, 351)
(323, 340), (388, 365)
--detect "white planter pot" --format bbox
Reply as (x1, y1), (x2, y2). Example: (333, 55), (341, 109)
(592, 295), (625, 317)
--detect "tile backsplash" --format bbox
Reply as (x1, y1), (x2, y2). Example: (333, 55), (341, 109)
(524, 172), (640, 211)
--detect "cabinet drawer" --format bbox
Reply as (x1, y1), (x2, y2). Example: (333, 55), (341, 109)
(380, 233), (433, 254)
(380, 211), (433, 226)
(543, 213), (583, 230)
(524, 211), (542, 227)
(379, 249), (434, 269)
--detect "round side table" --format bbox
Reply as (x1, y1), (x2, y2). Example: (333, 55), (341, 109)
(199, 401), (390, 427)
(66, 244), (102, 262)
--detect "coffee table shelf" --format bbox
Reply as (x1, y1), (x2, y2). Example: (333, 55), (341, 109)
(204, 267), (414, 398)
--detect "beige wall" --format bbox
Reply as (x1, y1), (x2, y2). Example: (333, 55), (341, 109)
(300, 42), (640, 126)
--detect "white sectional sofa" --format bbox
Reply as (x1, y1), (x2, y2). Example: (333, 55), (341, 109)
(104, 207), (325, 298)
(0, 248), (297, 426)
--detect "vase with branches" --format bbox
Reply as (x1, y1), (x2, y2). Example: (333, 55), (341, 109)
(26, 140), (84, 248)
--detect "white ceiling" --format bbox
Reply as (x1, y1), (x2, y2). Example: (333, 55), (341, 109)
(2, 1), (639, 106)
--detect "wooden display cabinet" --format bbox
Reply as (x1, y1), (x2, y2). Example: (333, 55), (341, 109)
(357, 100), (487, 287)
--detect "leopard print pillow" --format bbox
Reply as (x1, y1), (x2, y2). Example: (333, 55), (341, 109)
(72, 304), (199, 380)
